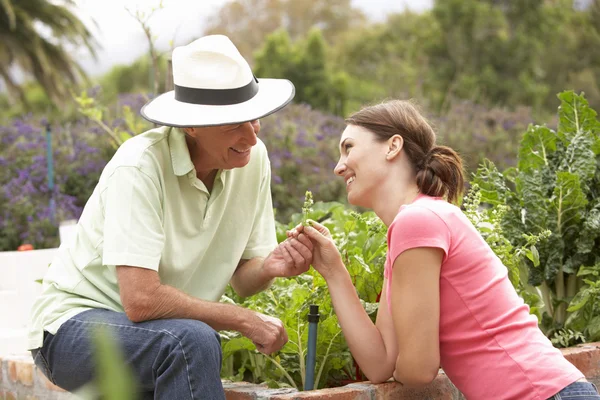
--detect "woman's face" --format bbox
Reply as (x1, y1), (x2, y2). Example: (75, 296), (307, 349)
(334, 125), (389, 208)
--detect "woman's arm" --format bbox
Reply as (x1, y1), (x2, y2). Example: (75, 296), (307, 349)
(301, 222), (398, 383)
(390, 247), (442, 388)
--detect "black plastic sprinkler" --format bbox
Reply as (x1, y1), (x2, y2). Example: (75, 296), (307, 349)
(304, 304), (320, 391)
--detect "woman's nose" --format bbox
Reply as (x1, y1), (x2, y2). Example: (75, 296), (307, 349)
(334, 160), (346, 176)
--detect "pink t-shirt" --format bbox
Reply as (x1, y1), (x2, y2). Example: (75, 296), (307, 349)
(384, 194), (583, 400)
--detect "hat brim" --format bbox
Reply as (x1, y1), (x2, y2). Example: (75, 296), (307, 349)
(140, 78), (295, 127)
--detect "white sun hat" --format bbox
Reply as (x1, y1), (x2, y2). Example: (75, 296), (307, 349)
(140, 35), (295, 127)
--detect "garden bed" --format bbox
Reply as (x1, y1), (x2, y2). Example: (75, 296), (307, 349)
(2, 343), (600, 400)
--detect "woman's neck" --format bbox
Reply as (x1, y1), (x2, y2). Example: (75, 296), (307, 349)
(373, 183), (421, 226)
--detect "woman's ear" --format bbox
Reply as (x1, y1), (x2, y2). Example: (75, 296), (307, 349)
(386, 135), (404, 160)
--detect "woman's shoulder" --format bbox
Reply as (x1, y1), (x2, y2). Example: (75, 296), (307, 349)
(396, 195), (455, 221)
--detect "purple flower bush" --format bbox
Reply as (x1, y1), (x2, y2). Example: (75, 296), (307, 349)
(0, 115), (115, 250)
(0, 90), (536, 250)
(429, 100), (541, 174)
(260, 104), (348, 222)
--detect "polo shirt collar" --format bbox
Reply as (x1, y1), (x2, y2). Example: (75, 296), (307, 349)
(167, 127), (227, 185)
(168, 127), (194, 177)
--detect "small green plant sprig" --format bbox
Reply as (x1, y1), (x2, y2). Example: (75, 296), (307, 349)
(302, 190), (314, 226)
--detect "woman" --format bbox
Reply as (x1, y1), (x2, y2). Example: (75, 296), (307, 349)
(291, 100), (598, 400)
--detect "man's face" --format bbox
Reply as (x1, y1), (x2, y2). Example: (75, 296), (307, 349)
(184, 120), (261, 171)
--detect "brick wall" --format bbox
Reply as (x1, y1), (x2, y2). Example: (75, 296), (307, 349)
(2, 343), (599, 400)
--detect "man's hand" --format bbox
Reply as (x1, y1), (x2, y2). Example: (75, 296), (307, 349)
(289, 221), (344, 281)
(243, 311), (289, 354)
(263, 233), (313, 278)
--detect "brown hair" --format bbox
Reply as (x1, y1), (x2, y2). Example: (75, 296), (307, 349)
(345, 100), (465, 204)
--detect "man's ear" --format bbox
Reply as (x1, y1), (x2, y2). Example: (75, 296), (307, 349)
(386, 135), (404, 160)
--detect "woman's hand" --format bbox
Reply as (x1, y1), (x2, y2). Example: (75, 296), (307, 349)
(288, 220), (345, 281)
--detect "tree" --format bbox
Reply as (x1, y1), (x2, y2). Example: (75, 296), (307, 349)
(203, 0), (365, 62)
(333, 11), (440, 111)
(254, 28), (348, 116)
(0, 0), (97, 107)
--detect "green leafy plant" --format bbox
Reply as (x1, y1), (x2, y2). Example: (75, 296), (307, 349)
(220, 201), (386, 389)
(74, 91), (150, 148)
(472, 91), (600, 342)
(463, 183), (550, 319)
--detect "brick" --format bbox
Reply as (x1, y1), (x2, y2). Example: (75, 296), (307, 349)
(561, 343), (600, 378)
(225, 386), (258, 400)
(15, 361), (33, 386)
(370, 374), (461, 400)
(270, 386), (371, 400)
(223, 381), (266, 390)
(7, 362), (16, 384)
(32, 365), (65, 392)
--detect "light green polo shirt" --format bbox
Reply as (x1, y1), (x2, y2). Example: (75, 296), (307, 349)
(27, 126), (277, 350)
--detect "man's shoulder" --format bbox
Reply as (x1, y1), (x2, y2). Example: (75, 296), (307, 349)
(109, 126), (170, 169)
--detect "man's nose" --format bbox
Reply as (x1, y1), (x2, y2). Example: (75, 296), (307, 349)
(241, 121), (258, 145)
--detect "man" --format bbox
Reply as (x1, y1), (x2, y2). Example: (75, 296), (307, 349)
(28, 35), (312, 399)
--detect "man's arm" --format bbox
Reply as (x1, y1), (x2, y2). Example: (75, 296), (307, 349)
(117, 266), (287, 354)
(230, 257), (273, 298)
(230, 234), (314, 298)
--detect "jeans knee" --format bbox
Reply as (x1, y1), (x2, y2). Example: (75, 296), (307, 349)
(173, 320), (222, 366)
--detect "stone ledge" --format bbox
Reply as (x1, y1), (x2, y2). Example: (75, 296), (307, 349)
(2, 343), (599, 399)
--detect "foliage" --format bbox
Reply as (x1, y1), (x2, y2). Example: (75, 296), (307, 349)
(97, 54), (169, 104)
(125, 1), (165, 97)
(260, 103), (348, 222)
(220, 201), (387, 389)
(462, 183), (550, 319)
(0, 115), (110, 250)
(90, 327), (137, 400)
(473, 91), (600, 343)
(74, 89), (153, 148)
(0, 0), (97, 107)
(0, 90), (152, 251)
(331, 0), (600, 115)
(203, 0), (366, 62)
(432, 100), (540, 174)
(254, 28), (350, 116)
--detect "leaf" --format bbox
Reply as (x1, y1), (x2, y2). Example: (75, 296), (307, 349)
(515, 170), (549, 233)
(527, 245), (540, 267)
(550, 172), (588, 235)
(472, 159), (510, 206)
(92, 327), (137, 400)
(567, 289), (591, 312)
(586, 316), (600, 341)
(543, 234), (564, 282)
(575, 202), (600, 254)
(222, 337), (255, 359)
(517, 125), (557, 173)
(557, 91), (600, 155)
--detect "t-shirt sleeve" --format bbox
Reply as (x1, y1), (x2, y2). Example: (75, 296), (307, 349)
(101, 166), (165, 270)
(242, 146), (277, 259)
(387, 205), (451, 266)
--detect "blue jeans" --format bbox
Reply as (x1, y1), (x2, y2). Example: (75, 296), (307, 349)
(31, 309), (225, 399)
(549, 382), (600, 399)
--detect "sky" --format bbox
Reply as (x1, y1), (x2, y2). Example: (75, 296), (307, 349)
(73, 0), (433, 77)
